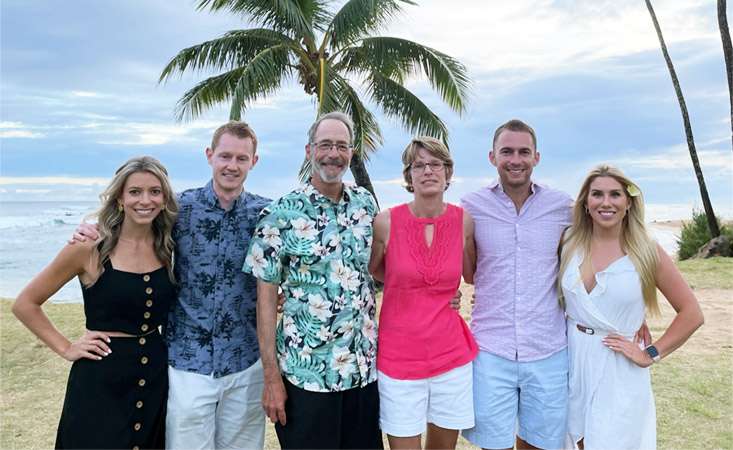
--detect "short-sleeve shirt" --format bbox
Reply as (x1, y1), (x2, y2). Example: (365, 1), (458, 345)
(243, 182), (378, 392)
(461, 180), (572, 362)
(168, 180), (271, 378)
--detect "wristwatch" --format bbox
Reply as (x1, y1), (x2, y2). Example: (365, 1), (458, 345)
(645, 345), (661, 363)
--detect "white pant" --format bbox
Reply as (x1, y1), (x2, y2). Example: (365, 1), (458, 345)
(166, 361), (265, 450)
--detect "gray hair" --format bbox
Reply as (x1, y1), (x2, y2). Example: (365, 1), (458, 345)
(307, 111), (354, 145)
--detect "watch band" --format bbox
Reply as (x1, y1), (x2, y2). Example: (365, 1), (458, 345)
(645, 345), (661, 363)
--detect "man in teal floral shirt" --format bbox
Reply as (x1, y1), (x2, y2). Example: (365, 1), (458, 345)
(243, 111), (382, 449)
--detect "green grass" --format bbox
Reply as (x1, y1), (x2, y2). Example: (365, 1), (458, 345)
(676, 257), (733, 290)
(652, 352), (733, 449)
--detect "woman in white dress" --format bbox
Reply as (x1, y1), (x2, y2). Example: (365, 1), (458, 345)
(558, 164), (704, 450)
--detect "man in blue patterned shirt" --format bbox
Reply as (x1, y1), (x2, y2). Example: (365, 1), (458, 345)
(166, 121), (271, 449)
(244, 112), (382, 449)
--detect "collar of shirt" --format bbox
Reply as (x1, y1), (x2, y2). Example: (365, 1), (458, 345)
(302, 181), (354, 206)
(488, 178), (540, 196)
(203, 180), (245, 210)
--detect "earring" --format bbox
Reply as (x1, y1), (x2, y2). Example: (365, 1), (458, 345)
(117, 203), (124, 212)
(585, 206), (589, 215)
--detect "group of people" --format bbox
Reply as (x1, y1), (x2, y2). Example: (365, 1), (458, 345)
(13, 112), (704, 450)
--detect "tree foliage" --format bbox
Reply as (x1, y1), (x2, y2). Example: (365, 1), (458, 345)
(677, 210), (733, 260)
(160, 0), (470, 198)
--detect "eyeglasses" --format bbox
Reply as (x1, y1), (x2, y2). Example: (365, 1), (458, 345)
(312, 141), (353, 153)
(410, 161), (446, 173)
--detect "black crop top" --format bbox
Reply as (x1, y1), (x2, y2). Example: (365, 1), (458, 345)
(82, 260), (175, 335)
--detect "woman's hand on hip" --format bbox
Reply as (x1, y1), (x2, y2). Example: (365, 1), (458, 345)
(603, 333), (653, 368)
(62, 330), (111, 361)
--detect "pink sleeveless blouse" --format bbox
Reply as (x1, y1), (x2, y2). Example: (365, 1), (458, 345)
(377, 203), (478, 379)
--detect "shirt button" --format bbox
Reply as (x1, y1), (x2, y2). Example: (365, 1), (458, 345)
(136, 400), (143, 409)
(140, 324), (149, 332)
(141, 356), (149, 365)
(138, 337), (146, 346)
(138, 379), (146, 387)
(143, 312), (151, 319)
(145, 300), (153, 307)
(145, 287), (153, 295)
(134, 422), (142, 431)
(143, 274), (150, 282)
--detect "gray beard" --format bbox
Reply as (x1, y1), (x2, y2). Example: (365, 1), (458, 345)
(312, 157), (347, 183)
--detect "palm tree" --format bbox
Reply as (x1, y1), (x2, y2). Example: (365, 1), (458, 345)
(159, 0), (469, 200)
(644, 0), (720, 238)
(719, 0), (733, 153)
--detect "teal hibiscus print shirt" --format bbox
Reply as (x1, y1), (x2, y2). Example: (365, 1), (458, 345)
(243, 182), (378, 392)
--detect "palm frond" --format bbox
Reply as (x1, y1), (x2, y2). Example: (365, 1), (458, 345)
(366, 71), (448, 141)
(332, 74), (383, 158)
(294, 0), (333, 32)
(197, 0), (316, 42)
(337, 37), (470, 113)
(228, 45), (294, 120)
(175, 45), (293, 121)
(328, 0), (414, 51)
(159, 29), (296, 82)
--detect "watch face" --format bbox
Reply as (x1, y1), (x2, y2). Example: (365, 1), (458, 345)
(646, 345), (660, 359)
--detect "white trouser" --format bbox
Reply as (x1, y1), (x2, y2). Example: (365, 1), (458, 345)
(166, 360), (265, 450)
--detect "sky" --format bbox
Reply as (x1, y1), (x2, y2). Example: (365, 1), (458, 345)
(1, 0), (731, 220)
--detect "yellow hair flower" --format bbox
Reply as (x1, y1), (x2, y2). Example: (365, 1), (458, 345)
(627, 183), (641, 197)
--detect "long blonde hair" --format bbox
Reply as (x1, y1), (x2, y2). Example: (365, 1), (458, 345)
(558, 164), (659, 315)
(92, 156), (178, 283)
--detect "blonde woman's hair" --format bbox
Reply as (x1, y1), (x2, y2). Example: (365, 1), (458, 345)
(92, 156), (178, 284)
(558, 164), (659, 315)
(401, 136), (454, 193)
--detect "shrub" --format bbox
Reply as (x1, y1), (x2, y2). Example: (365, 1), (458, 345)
(677, 210), (733, 260)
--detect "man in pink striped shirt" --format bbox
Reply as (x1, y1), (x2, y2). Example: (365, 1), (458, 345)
(461, 119), (572, 450)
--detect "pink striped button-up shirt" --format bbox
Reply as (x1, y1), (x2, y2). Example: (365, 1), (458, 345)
(461, 180), (572, 362)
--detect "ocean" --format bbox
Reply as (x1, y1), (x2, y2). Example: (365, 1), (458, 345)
(0, 201), (682, 304)
(0, 201), (98, 303)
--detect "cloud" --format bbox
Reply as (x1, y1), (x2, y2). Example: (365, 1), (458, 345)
(0, 130), (45, 139)
(92, 120), (224, 146)
(70, 90), (101, 98)
(372, 177), (404, 186)
(389, 0), (718, 81)
(0, 176), (110, 186)
(611, 143), (732, 174)
(0, 121), (46, 138)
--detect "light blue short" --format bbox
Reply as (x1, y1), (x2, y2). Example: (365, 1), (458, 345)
(462, 349), (568, 450)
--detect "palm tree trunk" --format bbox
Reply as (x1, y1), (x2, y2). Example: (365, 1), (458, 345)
(645, 0), (721, 238)
(719, 0), (733, 152)
(350, 152), (379, 207)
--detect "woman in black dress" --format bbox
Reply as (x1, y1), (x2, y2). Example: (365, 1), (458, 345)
(13, 156), (178, 449)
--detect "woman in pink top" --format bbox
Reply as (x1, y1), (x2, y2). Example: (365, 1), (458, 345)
(369, 136), (478, 450)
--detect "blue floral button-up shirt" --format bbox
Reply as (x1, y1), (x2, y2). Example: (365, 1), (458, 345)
(243, 182), (378, 392)
(167, 180), (271, 378)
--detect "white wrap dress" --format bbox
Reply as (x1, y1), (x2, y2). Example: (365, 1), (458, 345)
(562, 252), (656, 450)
